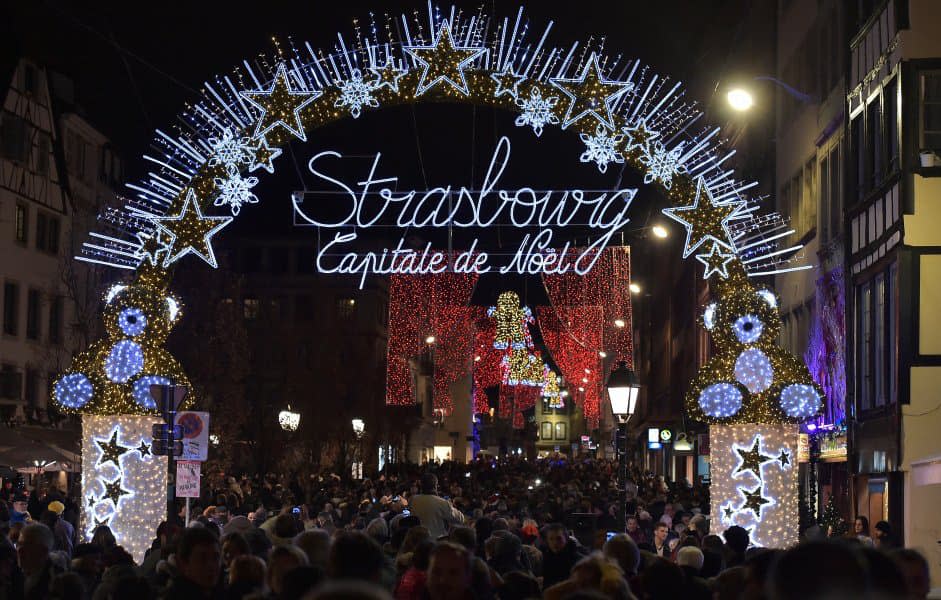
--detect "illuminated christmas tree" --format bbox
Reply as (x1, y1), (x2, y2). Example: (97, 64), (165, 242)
(819, 494), (847, 537)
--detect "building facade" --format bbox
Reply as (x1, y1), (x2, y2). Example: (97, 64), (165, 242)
(845, 0), (941, 572)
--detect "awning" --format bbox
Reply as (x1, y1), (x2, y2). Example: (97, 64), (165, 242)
(0, 427), (77, 471)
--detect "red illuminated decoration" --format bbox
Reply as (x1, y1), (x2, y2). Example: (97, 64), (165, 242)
(539, 305), (604, 429)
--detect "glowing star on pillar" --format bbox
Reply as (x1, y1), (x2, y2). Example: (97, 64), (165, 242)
(490, 66), (526, 98)
(240, 62), (321, 142)
(103, 478), (131, 506)
(404, 22), (487, 96)
(741, 484), (771, 517)
(136, 441), (151, 457)
(247, 136), (282, 174)
(695, 242), (736, 279)
(550, 53), (633, 129)
(662, 177), (747, 258)
(722, 504), (735, 521)
(734, 436), (775, 478)
(96, 430), (131, 468)
(152, 189), (233, 268)
(368, 57), (407, 93)
(777, 449), (790, 467)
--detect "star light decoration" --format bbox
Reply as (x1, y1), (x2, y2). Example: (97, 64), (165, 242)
(247, 136), (282, 174)
(580, 125), (625, 173)
(491, 66), (526, 98)
(152, 189), (233, 268)
(695, 242), (737, 279)
(368, 57), (407, 92)
(741, 485), (771, 517)
(515, 87), (560, 136)
(550, 53), (633, 129)
(621, 117), (660, 153)
(405, 22), (487, 96)
(240, 62), (321, 141)
(735, 437), (775, 478)
(662, 177), (746, 260)
(133, 229), (170, 267)
(96, 429), (131, 467)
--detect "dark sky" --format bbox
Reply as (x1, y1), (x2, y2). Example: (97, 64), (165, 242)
(8, 0), (757, 155)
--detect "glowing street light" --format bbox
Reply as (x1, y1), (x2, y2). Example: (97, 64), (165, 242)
(651, 224), (669, 239)
(614, 318), (626, 328)
(425, 335), (436, 344)
(629, 283), (641, 294)
(352, 418), (365, 438)
(278, 406), (300, 431)
(727, 88), (755, 111)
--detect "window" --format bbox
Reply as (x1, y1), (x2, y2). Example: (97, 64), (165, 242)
(1, 114), (29, 162)
(48, 296), (62, 344)
(295, 248), (316, 274)
(828, 145), (842, 240)
(921, 71), (941, 155)
(36, 213), (47, 252)
(336, 297), (356, 320)
(15, 204), (27, 244)
(851, 114), (865, 203)
(25, 369), (38, 407)
(37, 134), (50, 175)
(296, 294), (314, 319)
(855, 264), (898, 413)
(47, 216), (59, 254)
(885, 78), (899, 172)
(23, 64), (37, 95)
(867, 99), (883, 187)
(554, 422), (567, 440)
(3, 283), (18, 336)
(242, 298), (259, 320)
(26, 289), (40, 340)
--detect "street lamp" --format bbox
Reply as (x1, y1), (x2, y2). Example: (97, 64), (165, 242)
(629, 283), (641, 294)
(607, 361), (641, 532)
(651, 224), (669, 239)
(351, 418), (365, 438)
(727, 88), (755, 111)
(278, 406), (300, 432)
(727, 76), (813, 112)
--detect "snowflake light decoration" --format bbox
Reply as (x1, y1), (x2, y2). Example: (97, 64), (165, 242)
(213, 166), (259, 216)
(579, 125), (625, 173)
(207, 129), (253, 168)
(515, 87), (560, 137)
(641, 141), (688, 189)
(334, 69), (380, 118)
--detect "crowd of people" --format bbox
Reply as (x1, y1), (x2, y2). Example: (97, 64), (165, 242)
(0, 457), (933, 599)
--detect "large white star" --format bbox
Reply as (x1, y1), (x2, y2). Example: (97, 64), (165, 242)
(152, 189), (233, 268)
(240, 63), (321, 142)
(662, 177), (747, 258)
(404, 22), (487, 96)
(695, 242), (737, 279)
(550, 53), (633, 129)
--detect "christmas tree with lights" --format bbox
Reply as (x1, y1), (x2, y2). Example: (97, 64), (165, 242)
(819, 494), (848, 537)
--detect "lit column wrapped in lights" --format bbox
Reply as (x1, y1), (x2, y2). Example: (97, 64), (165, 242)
(82, 415), (167, 563)
(710, 423), (799, 548)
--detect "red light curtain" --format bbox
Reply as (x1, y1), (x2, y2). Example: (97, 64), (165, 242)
(472, 313), (502, 415)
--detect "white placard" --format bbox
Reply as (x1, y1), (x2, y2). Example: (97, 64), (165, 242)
(176, 460), (201, 498)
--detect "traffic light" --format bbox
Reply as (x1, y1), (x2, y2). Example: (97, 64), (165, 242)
(151, 424), (183, 456)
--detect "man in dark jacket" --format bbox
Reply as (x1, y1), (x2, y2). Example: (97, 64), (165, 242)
(161, 527), (222, 599)
(539, 523), (583, 589)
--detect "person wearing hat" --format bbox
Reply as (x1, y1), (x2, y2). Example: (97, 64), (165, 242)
(44, 501), (74, 559)
(10, 494), (31, 525)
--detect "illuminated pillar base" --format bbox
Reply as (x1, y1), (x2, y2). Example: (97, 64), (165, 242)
(710, 423), (799, 549)
(82, 414), (167, 563)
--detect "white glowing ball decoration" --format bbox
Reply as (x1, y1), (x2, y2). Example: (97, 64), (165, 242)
(779, 384), (822, 419)
(104, 340), (145, 383)
(698, 383), (744, 418)
(732, 314), (764, 344)
(734, 348), (774, 394)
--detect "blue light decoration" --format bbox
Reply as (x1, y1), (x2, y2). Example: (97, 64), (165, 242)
(213, 166), (259, 216)
(640, 140), (688, 189)
(118, 307), (147, 337)
(240, 62), (321, 142)
(105, 340), (145, 383)
(514, 87), (560, 136)
(490, 66), (526, 98)
(579, 125), (625, 173)
(732, 314), (765, 344)
(698, 383), (744, 418)
(132, 375), (172, 410)
(404, 21), (487, 96)
(703, 302), (718, 331)
(334, 68), (380, 118)
(54, 373), (94, 409)
(734, 348), (774, 394)
(778, 384), (822, 419)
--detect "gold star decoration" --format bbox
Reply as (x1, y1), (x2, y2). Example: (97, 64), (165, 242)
(134, 229), (171, 267)
(96, 430), (131, 468)
(368, 57), (408, 93)
(247, 136), (282, 174)
(778, 449), (790, 467)
(662, 177), (746, 258)
(103, 478), (131, 506)
(741, 485), (771, 518)
(405, 22), (487, 96)
(695, 242), (737, 279)
(87, 494), (98, 508)
(723, 504), (735, 520)
(734, 437), (775, 478)
(550, 53), (633, 129)
(240, 62), (321, 141)
(490, 66), (526, 98)
(152, 189), (233, 268)
(137, 441), (151, 457)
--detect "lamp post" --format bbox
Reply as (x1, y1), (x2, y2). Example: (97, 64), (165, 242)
(351, 419), (365, 479)
(278, 406), (300, 432)
(607, 361), (641, 533)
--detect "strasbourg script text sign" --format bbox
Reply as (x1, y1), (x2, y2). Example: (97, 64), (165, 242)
(292, 136), (637, 288)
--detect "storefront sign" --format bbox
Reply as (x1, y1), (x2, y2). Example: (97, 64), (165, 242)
(818, 433), (847, 461)
(797, 433), (810, 462)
